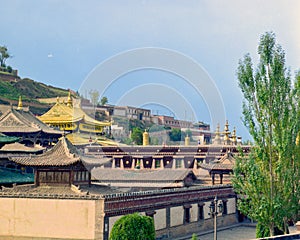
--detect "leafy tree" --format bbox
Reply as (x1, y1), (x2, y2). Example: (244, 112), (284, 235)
(185, 129), (192, 138)
(131, 127), (143, 145)
(0, 45), (11, 67)
(89, 89), (99, 106)
(232, 32), (300, 238)
(100, 96), (108, 105)
(169, 128), (182, 141)
(109, 212), (155, 240)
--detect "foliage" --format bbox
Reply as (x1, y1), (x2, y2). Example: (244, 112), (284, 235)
(89, 89), (99, 106)
(169, 128), (182, 141)
(185, 129), (192, 138)
(109, 212), (155, 240)
(232, 32), (300, 237)
(191, 233), (198, 240)
(131, 127), (143, 145)
(100, 96), (108, 105)
(0, 45), (11, 67)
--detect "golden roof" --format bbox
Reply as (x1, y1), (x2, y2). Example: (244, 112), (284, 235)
(38, 97), (111, 126)
(66, 133), (118, 146)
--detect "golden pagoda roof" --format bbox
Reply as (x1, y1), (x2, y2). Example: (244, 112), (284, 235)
(38, 98), (111, 126)
(66, 133), (118, 146)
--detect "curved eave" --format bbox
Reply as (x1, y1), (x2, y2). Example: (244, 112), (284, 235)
(9, 157), (81, 167)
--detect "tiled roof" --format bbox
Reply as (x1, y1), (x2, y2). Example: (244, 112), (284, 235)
(0, 168), (34, 184)
(0, 133), (19, 143)
(0, 142), (45, 152)
(0, 184), (122, 199)
(38, 101), (111, 126)
(10, 137), (80, 166)
(0, 108), (62, 134)
(91, 168), (195, 182)
(200, 152), (235, 171)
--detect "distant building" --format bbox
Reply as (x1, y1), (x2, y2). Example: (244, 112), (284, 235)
(151, 115), (193, 129)
(113, 106), (151, 121)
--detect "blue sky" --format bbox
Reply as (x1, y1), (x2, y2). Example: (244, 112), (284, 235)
(1, 0), (300, 140)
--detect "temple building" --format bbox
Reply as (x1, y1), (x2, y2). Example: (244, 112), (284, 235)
(38, 93), (114, 146)
(38, 93), (112, 134)
(0, 97), (62, 146)
(0, 137), (239, 240)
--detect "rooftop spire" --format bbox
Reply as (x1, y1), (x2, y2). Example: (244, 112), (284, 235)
(17, 96), (23, 110)
(67, 92), (72, 107)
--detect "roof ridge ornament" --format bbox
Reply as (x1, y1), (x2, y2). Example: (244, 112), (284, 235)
(67, 91), (72, 107)
(17, 96), (23, 111)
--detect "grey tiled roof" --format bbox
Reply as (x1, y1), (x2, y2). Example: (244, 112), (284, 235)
(91, 168), (195, 182)
(0, 108), (62, 134)
(10, 137), (80, 166)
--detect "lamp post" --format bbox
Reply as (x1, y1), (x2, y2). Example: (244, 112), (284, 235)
(209, 196), (223, 240)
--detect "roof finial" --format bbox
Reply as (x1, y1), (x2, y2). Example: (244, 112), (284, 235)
(17, 96), (23, 110)
(67, 91), (72, 107)
(223, 120), (231, 143)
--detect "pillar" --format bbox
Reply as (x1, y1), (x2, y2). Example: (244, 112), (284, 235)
(220, 173), (223, 184)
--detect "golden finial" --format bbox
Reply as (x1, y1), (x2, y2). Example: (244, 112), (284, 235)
(231, 127), (237, 145)
(56, 96), (60, 103)
(17, 96), (23, 110)
(223, 120), (231, 142)
(67, 91), (72, 107)
(143, 129), (149, 146)
(214, 123), (221, 144)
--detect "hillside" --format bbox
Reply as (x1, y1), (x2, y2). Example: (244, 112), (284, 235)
(0, 73), (70, 114)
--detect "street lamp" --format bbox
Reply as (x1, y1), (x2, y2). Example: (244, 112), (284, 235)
(209, 196), (223, 240)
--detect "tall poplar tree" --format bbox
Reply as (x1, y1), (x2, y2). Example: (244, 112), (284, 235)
(232, 32), (300, 237)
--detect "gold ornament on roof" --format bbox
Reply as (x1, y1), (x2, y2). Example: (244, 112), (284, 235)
(17, 96), (23, 110)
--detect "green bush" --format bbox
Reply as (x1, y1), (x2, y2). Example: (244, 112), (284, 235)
(191, 233), (198, 240)
(110, 213), (155, 240)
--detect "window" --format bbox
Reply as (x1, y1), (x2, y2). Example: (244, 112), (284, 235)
(198, 203), (204, 220)
(184, 205), (191, 223)
(222, 200), (228, 214)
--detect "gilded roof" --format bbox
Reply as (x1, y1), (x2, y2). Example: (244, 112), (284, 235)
(66, 133), (118, 146)
(38, 100), (111, 126)
(10, 137), (80, 167)
(0, 108), (62, 134)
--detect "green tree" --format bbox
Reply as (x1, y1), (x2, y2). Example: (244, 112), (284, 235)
(89, 89), (99, 107)
(169, 128), (182, 141)
(109, 213), (155, 240)
(232, 32), (300, 237)
(100, 96), (108, 105)
(131, 127), (143, 145)
(0, 45), (11, 67)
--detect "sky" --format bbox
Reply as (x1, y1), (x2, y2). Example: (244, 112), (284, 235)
(1, 0), (300, 140)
